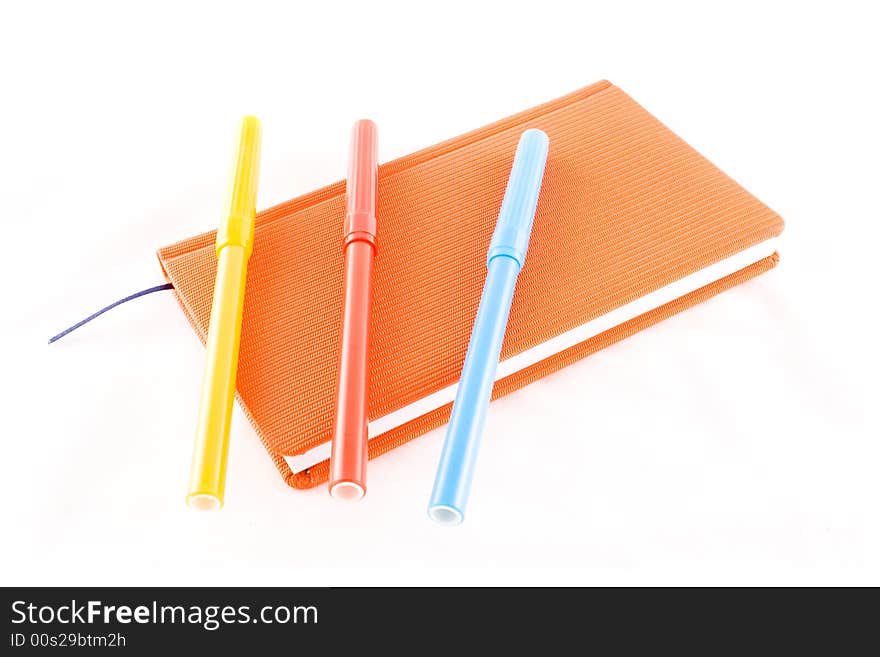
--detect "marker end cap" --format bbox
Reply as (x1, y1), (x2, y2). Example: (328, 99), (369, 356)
(330, 481), (366, 501)
(428, 505), (464, 526)
(187, 493), (222, 512)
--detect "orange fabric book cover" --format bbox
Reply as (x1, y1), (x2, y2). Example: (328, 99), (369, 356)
(157, 80), (784, 489)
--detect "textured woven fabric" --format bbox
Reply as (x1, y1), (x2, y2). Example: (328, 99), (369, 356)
(157, 81), (784, 489)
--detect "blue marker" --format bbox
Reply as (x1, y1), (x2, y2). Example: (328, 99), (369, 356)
(428, 129), (550, 525)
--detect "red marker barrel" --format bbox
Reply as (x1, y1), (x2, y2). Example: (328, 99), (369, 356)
(329, 120), (378, 501)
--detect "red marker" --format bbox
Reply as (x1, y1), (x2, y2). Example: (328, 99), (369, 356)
(329, 120), (378, 501)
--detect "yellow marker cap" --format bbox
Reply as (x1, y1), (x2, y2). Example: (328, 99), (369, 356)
(216, 116), (262, 256)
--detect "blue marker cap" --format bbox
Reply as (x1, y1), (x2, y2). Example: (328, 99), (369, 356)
(486, 129), (550, 268)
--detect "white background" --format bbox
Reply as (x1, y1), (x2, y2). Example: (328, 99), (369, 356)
(2, 1), (878, 586)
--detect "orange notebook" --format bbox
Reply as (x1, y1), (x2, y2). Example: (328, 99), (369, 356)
(157, 80), (784, 490)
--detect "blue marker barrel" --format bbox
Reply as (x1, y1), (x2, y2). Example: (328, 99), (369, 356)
(428, 129), (550, 525)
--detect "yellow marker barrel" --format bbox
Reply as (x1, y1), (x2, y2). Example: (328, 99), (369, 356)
(187, 116), (262, 511)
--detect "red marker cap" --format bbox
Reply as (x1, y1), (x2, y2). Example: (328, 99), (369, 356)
(343, 119), (378, 248)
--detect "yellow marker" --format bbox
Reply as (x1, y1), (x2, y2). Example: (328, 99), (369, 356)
(187, 116), (262, 511)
